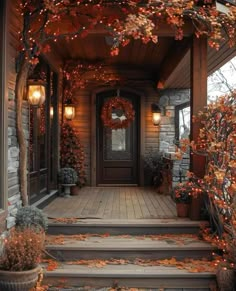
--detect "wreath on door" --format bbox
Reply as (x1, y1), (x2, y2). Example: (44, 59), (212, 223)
(101, 97), (135, 129)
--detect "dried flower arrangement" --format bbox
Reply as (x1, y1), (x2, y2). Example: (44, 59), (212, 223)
(0, 228), (44, 271)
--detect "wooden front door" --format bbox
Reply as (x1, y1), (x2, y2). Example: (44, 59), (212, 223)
(97, 90), (139, 185)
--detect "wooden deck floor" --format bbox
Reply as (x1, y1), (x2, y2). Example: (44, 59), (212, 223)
(43, 187), (177, 219)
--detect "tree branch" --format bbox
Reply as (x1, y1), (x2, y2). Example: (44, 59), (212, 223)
(15, 54), (31, 206)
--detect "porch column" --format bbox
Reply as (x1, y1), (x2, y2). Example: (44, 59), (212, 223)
(190, 36), (207, 178)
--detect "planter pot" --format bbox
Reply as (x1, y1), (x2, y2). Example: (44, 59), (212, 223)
(61, 183), (76, 198)
(176, 203), (190, 218)
(70, 185), (80, 196)
(189, 195), (203, 220)
(0, 266), (41, 291)
(216, 267), (236, 291)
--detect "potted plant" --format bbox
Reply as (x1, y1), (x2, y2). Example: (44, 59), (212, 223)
(15, 206), (48, 233)
(58, 167), (78, 197)
(216, 211), (236, 290)
(144, 150), (165, 187)
(0, 228), (44, 291)
(60, 123), (87, 189)
(216, 259), (236, 291)
(172, 181), (192, 217)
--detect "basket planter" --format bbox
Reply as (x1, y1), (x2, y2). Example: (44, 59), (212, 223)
(176, 203), (190, 218)
(216, 267), (236, 291)
(0, 266), (40, 291)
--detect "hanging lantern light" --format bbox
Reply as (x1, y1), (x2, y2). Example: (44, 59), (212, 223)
(151, 103), (161, 126)
(64, 100), (75, 120)
(50, 106), (54, 119)
(27, 79), (46, 107)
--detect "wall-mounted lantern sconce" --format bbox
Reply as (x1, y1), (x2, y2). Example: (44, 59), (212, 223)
(50, 106), (54, 119)
(64, 100), (75, 120)
(27, 79), (46, 107)
(151, 103), (161, 126)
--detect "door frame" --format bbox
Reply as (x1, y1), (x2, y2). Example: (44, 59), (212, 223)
(91, 87), (145, 186)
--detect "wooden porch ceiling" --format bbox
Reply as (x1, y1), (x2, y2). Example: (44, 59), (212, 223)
(50, 35), (175, 72)
(47, 32), (236, 89)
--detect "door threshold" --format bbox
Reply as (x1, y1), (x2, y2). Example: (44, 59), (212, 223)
(97, 184), (138, 187)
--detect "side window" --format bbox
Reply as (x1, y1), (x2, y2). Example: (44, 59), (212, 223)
(175, 102), (190, 182)
(175, 102), (190, 142)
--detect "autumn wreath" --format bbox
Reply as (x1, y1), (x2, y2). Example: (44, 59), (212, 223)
(101, 97), (135, 129)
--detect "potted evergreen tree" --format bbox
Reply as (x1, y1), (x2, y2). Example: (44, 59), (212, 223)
(60, 123), (86, 192)
(58, 167), (78, 197)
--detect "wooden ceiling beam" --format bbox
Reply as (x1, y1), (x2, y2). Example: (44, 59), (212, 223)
(156, 38), (191, 89)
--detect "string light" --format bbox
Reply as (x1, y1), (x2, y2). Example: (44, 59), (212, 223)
(18, 0), (235, 61)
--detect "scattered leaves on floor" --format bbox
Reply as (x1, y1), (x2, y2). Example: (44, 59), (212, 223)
(63, 257), (217, 273)
(51, 217), (79, 224)
(46, 233), (201, 246)
(42, 259), (59, 271)
(66, 259), (129, 268)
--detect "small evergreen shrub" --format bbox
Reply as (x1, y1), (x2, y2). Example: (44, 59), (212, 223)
(58, 167), (78, 184)
(15, 206), (48, 232)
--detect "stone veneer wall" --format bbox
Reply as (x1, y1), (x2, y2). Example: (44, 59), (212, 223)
(6, 0), (27, 229)
(159, 89), (190, 187)
(7, 98), (29, 229)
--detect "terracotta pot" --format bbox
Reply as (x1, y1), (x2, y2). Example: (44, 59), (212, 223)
(70, 185), (80, 195)
(0, 265), (41, 291)
(216, 267), (236, 291)
(176, 203), (190, 218)
(189, 195), (204, 220)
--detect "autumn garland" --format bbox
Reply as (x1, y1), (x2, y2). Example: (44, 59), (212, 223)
(19, 0), (236, 65)
(101, 97), (135, 130)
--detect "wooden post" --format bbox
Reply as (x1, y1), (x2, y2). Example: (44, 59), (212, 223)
(46, 66), (51, 194)
(190, 36), (207, 179)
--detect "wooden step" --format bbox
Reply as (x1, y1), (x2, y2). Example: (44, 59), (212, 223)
(46, 235), (215, 261)
(47, 219), (204, 235)
(48, 288), (211, 291)
(43, 263), (216, 289)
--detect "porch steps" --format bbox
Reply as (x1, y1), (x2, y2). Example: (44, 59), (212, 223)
(44, 219), (216, 290)
(47, 218), (203, 235)
(45, 264), (215, 290)
(46, 234), (215, 261)
(48, 289), (211, 291)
